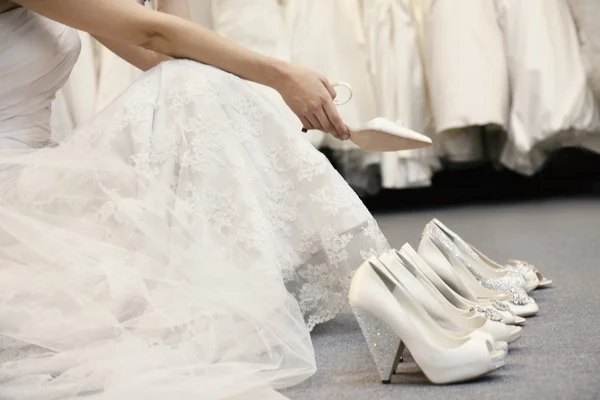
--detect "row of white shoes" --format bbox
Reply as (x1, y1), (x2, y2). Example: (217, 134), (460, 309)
(349, 218), (552, 384)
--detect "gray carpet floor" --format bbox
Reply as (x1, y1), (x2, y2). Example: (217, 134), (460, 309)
(282, 196), (600, 400)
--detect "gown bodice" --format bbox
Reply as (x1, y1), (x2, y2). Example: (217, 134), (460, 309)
(0, 8), (80, 150)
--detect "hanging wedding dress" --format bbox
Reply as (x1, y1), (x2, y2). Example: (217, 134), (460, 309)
(211, 0), (289, 63)
(363, 0), (438, 189)
(424, 0), (509, 131)
(496, 0), (600, 174)
(569, 0), (600, 103)
(423, 0), (509, 163)
(0, 9), (389, 399)
(282, 0), (385, 194)
(210, 0), (304, 143)
(284, 0), (378, 150)
(568, 0), (600, 155)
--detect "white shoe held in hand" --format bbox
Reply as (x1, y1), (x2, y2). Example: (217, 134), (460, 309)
(305, 82), (433, 152)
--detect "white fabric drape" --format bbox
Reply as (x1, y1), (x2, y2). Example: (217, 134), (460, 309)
(424, 0), (510, 134)
(210, 0), (307, 143)
(568, 0), (600, 156)
(569, 0), (600, 103)
(285, 0), (378, 150)
(363, 0), (438, 188)
(496, 0), (600, 174)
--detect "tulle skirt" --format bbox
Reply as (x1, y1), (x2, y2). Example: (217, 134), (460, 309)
(0, 60), (390, 399)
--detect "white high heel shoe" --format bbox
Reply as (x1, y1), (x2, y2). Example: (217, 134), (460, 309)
(349, 259), (505, 384)
(370, 256), (511, 351)
(347, 117), (432, 152)
(372, 251), (510, 376)
(419, 224), (539, 317)
(399, 242), (525, 326)
(379, 245), (521, 344)
(430, 219), (536, 292)
(432, 219), (551, 290)
(404, 242), (525, 325)
(325, 82), (432, 152)
(426, 221), (532, 297)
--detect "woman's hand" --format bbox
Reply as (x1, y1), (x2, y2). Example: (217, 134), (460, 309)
(274, 64), (350, 141)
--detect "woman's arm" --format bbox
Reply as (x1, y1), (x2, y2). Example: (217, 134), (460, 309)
(14, 0), (349, 140)
(92, 0), (190, 72)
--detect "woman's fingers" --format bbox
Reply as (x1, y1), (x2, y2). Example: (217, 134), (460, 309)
(294, 73), (348, 140)
(306, 114), (322, 132)
(320, 78), (349, 140)
(314, 108), (339, 139)
(323, 100), (349, 140)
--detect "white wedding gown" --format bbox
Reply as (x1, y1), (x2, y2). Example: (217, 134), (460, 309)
(0, 9), (389, 399)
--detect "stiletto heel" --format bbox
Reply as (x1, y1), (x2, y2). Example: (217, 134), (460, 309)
(350, 259), (505, 384)
(352, 307), (405, 383)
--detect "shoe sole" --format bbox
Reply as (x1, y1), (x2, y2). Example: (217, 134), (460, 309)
(508, 327), (522, 343)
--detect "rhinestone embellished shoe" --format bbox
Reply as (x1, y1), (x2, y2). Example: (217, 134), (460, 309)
(507, 259), (553, 289)
(432, 219), (551, 291)
(367, 250), (511, 378)
(418, 225), (539, 317)
(427, 221), (531, 294)
(349, 259), (506, 384)
(326, 82), (433, 152)
(387, 243), (524, 325)
(379, 245), (522, 344)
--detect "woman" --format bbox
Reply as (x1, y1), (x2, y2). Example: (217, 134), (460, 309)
(0, 0), (390, 399)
